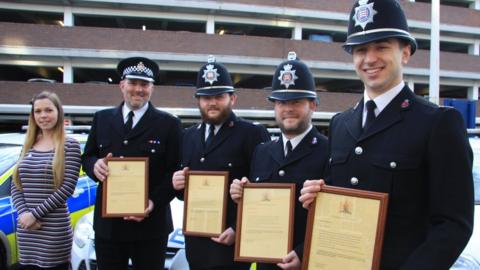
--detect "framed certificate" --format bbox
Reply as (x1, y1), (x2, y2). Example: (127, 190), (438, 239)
(183, 170), (229, 237)
(302, 186), (389, 270)
(234, 183), (295, 263)
(102, 157), (148, 217)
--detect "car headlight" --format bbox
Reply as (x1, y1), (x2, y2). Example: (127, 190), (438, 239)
(73, 212), (94, 248)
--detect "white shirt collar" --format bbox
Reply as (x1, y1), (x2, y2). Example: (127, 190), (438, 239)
(281, 124), (313, 156)
(363, 81), (404, 124)
(204, 123), (223, 140)
(122, 102), (149, 128)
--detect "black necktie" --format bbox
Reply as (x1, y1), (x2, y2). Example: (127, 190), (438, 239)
(125, 111), (134, 133)
(205, 124), (215, 147)
(364, 100), (377, 130)
(285, 140), (293, 159)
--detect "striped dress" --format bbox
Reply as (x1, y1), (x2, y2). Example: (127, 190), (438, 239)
(10, 137), (81, 268)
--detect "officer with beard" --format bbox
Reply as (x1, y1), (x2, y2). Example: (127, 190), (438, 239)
(172, 55), (270, 270)
(230, 52), (329, 270)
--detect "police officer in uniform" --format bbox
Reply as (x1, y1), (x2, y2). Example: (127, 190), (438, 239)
(82, 57), (182, 270)
(172, 56), (270, 270)
(230, 52), (329, 270)
(300, 1), (474, 269)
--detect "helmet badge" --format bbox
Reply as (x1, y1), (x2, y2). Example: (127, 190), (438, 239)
(202, 64), (220, 85)
(278, 64), (298, 89)
(353, 0), (377, 30)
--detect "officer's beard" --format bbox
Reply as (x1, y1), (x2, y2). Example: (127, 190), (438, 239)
(200, 104), (232, 126)
(277, 110), (312, 138)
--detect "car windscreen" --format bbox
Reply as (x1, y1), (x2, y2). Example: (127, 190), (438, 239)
(0, 144), (22, 176)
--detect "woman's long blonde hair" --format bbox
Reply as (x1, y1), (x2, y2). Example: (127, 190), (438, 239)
(13, 91), (66, 190)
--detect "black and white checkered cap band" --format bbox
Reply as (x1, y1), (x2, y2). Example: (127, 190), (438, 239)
(122, 65), (154, 77)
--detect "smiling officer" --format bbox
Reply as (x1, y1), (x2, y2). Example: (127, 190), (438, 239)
(300, 1), (474, 269)
(82, 57), (182, 270)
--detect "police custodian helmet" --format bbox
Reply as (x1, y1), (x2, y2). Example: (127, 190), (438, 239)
(195, 55), (234, 97)
(268, 51), (318, 103)
(117, 57), (159, 83)
(343, 0), (417, 55)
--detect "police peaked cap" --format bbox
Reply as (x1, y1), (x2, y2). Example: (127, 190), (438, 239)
(268, 51), (318, 102)
(343, 0), (417, 55)
(117, 57), (159, 83)
(195, 55), (234, 97)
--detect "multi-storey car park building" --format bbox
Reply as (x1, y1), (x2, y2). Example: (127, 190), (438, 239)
(0, 0), (479, 131)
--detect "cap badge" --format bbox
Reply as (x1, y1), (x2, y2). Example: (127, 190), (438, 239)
(136, 62), (146, 72)
(353, 0), (377, 30)
(202, 64), (220, 85)
(278, 64), (298, 89)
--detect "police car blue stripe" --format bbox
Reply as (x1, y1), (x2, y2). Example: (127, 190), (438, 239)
(0, 197), (16, 235)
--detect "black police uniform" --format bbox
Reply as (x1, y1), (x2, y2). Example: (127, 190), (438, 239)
(181, 57), (270, 270)
(82, 57), (182, 270)
(328, 1), (474, 269)
(250, 52), (329, 270)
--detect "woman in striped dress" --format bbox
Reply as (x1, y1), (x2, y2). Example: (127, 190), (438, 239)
(11, 91), (81, 270)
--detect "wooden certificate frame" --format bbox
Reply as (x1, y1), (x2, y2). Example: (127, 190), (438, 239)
(302, 186), (389, 270)
(234, 183), (295, 264)
(102, 157), (149, 217)
(183, 170), (229, 237)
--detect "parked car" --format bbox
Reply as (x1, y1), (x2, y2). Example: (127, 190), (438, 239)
(0, 132), (97, 270)
(70, 198), (187, 270)
(452, 136), (480, 269)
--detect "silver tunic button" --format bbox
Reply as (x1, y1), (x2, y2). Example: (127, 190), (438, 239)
(390, 162), (397, 169)
(329, 158), (332, 163)
(354, 146), (363, 155)
(151, 149), (156, 153)
(123, 140), (128, 145)
(99, 144), (103, 148)
(255, 177), (260, 181)
(200, 157), (205, 163)
(279, 170), (285, 176)
(228, 163), (232, 167)
(350, 177), (359, 185)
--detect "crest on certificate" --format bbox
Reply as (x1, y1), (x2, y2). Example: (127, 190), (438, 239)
(261, 191), (271, 202)
(339, 199), (352, 215)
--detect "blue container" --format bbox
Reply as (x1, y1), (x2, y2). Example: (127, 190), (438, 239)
(443, 99), (477, 129)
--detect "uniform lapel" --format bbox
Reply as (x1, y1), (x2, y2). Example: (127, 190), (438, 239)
(269, 128), (320, 167)
(345, 101), (364, 141)
(194, 123), (206, 152)
(203, 113), (236, 155)
(282, 128), (318, 166)
(112, 104), (126, 137)
(269, 137), (286, 165)
(359, 86), (413, 142)
(125, 102), (155, 139)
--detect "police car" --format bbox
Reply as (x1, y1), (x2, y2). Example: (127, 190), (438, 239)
(0, 132), (97, 269)
(452, 135), (480, 269)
